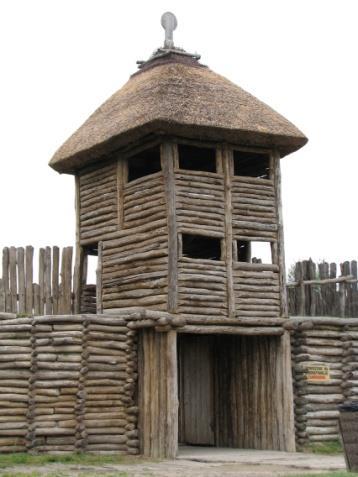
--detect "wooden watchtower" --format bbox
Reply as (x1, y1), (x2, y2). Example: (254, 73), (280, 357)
(50, 13), (307, 456)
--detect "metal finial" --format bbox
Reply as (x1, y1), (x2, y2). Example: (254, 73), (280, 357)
(161, 12), (177, 49)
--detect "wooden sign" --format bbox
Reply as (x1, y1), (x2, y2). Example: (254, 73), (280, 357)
(305, 364), (330, 383)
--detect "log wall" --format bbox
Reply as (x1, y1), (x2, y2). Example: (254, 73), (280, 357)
(78, 161), (118, 244)
(0, 313), (139, 454)
(290, 317), (358, 447)
(75, 141), (285, 321)
(101, 170), (168, 311)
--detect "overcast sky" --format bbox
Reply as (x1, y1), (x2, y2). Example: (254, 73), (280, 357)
(0, 0), (357, 272)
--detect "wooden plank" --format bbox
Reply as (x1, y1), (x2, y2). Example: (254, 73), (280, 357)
(273, 152), (287, 318)
(59, 247), (73, 314)
(52, 246), (60, 315)
(222, 146), (234, 317)
(44, 246), (52, 315)
(33, 283), (40, 316)
(9, 247), (17, 314)
(0, 278), (5, 312)
(2, 248), (10, 313)
(96, 242), (103, 314)
(162, 142), (177, 313)
(166, 330), (178, 458)
(38, 248), (45, 315)
(17, 248), (25, 314)
(74, 175), (82, 315)
(25, 246), (33, 315)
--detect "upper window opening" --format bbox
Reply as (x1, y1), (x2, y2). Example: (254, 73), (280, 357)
(233, 150), (270, 179)
(178, 144), (216, 173)
(83, 244), (98, 284)
(127, 146), (161, 182)
(182, 234), (221, 260)
(236, 240), (273, 264)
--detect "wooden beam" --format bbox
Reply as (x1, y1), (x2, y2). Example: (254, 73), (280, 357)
(161, 142), (178, 313)
(273, 151), (288, 318)
(222, 146), (235, 317)
(179, 325), (284, 336)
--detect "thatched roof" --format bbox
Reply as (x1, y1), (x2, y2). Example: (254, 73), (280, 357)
(49, 54), (307, 173)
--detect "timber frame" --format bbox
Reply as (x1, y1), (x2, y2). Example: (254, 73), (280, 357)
(71, 136), (296, 457)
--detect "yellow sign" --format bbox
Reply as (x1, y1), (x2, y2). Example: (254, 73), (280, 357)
(305, 365), (330, 383)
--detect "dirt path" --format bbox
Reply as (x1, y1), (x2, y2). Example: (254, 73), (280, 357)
(0, 461), (335, 477)
(0, 448), (346, 476)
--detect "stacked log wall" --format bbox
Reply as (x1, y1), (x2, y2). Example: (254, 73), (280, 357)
(231, 174), (280, 318)
(78, 162), (118, 244)
(291, 318), (358, 447)
(0, 313), (138, 454)
(175, 168), (227, 318)
(101, 171), (168, 311)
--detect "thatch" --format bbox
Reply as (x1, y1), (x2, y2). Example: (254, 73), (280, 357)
(49, 55), (307, 173)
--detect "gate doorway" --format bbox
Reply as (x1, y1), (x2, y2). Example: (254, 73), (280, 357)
(178, 333), (284, 449)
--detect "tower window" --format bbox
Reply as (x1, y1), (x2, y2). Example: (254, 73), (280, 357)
(233, 150), (270, 179)
(236, 240), (273, 264)
(178, 144), (217, 173)
(127, 146), (161, 182)
(182, 234), (221, 260)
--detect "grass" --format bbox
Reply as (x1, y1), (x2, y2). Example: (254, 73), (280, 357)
(287, 474), (358, 477)
(301, 440), (343, 455)
(0, 452), (139, 468)
(0, 473), (129, 477)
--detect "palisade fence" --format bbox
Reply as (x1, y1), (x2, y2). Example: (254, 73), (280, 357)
(288, 259), (358, 317)
(0, 246), (96, 315)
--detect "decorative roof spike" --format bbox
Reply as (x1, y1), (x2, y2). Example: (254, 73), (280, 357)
(136, 12), (201, 69)
(161, 12), (177, 49)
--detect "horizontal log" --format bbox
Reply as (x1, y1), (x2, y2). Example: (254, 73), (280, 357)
(179, 325), (283, 335)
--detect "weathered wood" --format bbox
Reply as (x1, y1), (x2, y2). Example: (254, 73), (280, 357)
(179, 325), (284, 335)
(25, 246), (33, 315)
(162, 142), (177, 313)
(9, 247), (17, 313)
(17, 248), (25, 314)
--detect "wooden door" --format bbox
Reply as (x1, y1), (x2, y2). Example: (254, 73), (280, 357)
(178, 335), (215, 445)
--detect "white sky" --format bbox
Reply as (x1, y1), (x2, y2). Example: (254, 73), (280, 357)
(0, 0), (357, 271)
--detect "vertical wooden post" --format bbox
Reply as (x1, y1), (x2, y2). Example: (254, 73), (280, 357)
(161, 142), (178, 313)
(0, 278), (4, 312)
(273, 151), (295, 451)
(52, 246), (60, 315)
(140, 329), (178, 458)
(166, 330), (178, 458)
(96, 242), (103, 314)
(25, 246), (34, 315)
(9, 246), (17, 313)
(44, 246), (52, 315)
(339, 262), (347, 318)
(38, 248), (45, 315)
(222, 146), (235, 318)
(117, 159), (124, 228)
(17, 247), (25, 314)
(73, 175), (83, 314)
(279, 331), (296, 451)
(2, 247), (10, 312)
(273, 151), (288, 318)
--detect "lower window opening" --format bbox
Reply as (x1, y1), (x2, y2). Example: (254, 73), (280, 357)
(182, 234), (221, 260)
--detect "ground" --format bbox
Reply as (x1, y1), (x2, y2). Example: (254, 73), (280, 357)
(0, 446), (350, 477)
